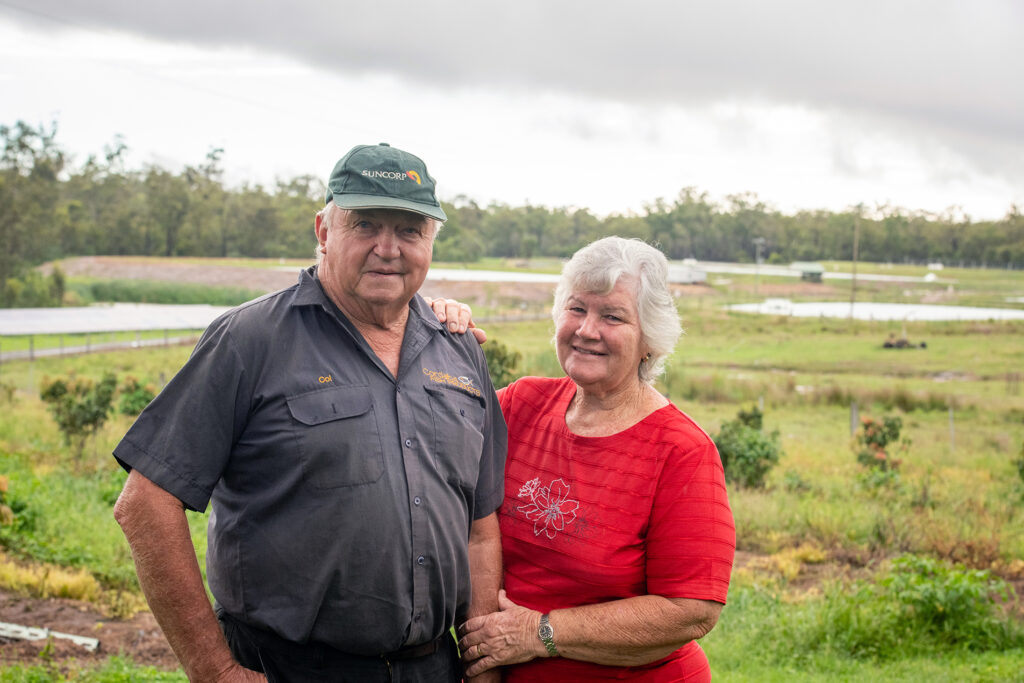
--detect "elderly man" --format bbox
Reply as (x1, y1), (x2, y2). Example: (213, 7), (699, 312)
(114, 143), (506, 682)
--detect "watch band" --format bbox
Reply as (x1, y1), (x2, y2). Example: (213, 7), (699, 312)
(538, 613), (559, 656)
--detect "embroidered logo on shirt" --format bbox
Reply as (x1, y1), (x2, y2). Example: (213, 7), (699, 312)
(318, 374), (333, 384)
(422, 367), (481, 397)
(517, 478), (579, 539)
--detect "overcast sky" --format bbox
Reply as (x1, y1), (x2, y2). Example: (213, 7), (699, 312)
(1, 0), (1021, 220)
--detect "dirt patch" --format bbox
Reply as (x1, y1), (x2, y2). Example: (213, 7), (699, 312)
(727, 281), (843, 297)
(50, 256), (558, 310)
(0, 590), (177, 672)
(49, 256), (301, 294)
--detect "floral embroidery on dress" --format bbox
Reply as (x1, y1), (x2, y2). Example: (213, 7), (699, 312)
(516, 477), (579, 539)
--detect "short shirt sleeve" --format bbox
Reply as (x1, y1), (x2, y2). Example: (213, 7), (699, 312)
(467, 341), (508, 519)
(645, 439), (735, 603)
(113, 315), (252, 511)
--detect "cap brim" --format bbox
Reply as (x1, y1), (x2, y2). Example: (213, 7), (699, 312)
(332, 193), (447, 221)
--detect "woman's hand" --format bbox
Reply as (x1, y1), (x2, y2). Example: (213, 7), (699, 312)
(423, 297), (487, 344)
(458, 590), (546, 677)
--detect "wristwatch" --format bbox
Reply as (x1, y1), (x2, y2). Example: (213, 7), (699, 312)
(538, 613), (559, 657)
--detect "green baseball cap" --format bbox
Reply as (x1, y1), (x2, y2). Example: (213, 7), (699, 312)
(325, 142), (447, 221)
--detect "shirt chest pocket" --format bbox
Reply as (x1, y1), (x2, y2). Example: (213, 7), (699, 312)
(286, 386), (385, 489)
(424, 386), (486, 487)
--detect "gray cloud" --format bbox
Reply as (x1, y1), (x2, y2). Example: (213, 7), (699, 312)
(3, 0), (1022, 178)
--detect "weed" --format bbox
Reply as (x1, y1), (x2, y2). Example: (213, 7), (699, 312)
(881, 554), (1019, 649)
(1015, 442), (1024, 487)
(0, 381), (15, 404)
(782, 469), (813, 493)
(0, 551), (100, 602)
(727, 554), (1024, 664)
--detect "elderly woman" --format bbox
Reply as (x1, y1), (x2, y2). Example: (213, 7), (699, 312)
(439, 237), (735, 682)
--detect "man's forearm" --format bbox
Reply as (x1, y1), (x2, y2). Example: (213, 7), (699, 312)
(466, 512), (503, 620)
(114, 470), (239, 681)
(465, 512), (503, 682)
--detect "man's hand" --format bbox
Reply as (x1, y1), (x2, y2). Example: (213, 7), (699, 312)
(214, 663), (267, 682)
(424, 297), (486, 344)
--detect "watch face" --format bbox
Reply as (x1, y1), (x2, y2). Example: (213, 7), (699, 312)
(539, 623), (553, 640)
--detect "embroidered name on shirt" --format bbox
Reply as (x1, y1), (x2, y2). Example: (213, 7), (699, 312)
(422, 367), (481, 396)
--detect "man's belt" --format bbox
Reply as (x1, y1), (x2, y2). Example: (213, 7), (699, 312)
(223, 611), (450, 664)
(383, 632), (448, 661)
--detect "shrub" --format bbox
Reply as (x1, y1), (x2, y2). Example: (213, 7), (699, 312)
(854, 415), (909, 472)
(715, 406), (782, 489)
(483, 338), (522, 389)
(736, 404), (764, 429)
(0, 269), (65, 308)
(118, 376), (156, 415)
(39, 372), (117, 461)
(81, 279), (262, 306)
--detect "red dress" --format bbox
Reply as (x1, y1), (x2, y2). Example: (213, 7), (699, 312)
(497, 376), (735, 682)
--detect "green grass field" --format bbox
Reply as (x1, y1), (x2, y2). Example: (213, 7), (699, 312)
(0, 259), (1022, 679)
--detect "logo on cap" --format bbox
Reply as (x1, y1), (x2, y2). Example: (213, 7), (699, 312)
(407, 170), (422, 185)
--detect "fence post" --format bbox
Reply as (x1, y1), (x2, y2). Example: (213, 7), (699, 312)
(850, 401), (858, 436)
(949, 405), (955, 452)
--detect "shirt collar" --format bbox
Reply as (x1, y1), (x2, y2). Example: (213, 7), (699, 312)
(291, 265), (445, 334)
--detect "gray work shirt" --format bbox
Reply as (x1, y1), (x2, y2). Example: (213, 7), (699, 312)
(113, 266), (507, 654)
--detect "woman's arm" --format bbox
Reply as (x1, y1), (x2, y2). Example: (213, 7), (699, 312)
(458, 590), (722, 676)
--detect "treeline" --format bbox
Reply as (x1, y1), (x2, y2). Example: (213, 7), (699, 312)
(3, 121), (1023, 305)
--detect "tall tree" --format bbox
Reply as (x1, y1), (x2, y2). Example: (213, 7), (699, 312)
(0, 121), (65, 284)
(144, 167), (190, 256)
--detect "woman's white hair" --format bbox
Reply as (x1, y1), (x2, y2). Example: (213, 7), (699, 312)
(314, 203), (443, 264)
(553, 236), (682, 384)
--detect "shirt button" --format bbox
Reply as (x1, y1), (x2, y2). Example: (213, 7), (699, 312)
(417, 556), (426, 566)
(405, 439), (412, 447)
(413, 496), (421, 506)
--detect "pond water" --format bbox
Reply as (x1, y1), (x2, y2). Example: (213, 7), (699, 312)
(728, 299), (1024, 321)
